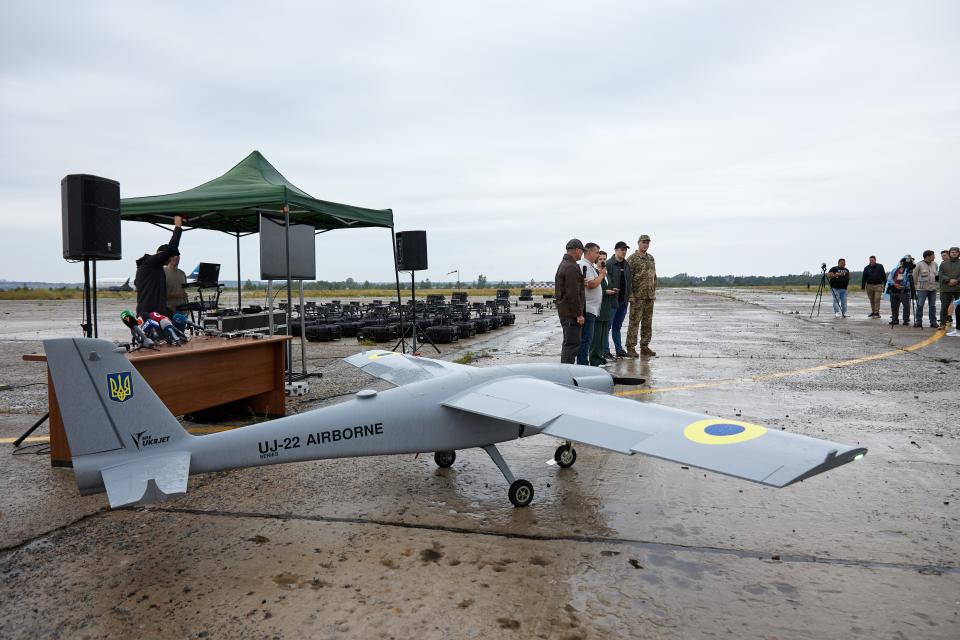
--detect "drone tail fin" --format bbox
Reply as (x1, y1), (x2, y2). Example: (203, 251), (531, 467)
(43, 338), (192, 508)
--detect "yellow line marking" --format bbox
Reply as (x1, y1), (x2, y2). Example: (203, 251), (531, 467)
(616, 329), (947, 397)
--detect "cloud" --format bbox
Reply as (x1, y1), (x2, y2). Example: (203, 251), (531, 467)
(1, 0), (958, 283)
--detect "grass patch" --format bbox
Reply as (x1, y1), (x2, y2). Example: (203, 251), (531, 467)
(453, 352), (475, 365)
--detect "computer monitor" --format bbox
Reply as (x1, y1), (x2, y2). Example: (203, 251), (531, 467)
(197, 262), (220, 287)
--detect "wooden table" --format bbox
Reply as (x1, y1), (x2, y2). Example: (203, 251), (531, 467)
(23, 335), (290, 467)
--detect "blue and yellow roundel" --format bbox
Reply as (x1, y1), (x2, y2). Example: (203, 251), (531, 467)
(683, 418), (767, 445)
(367, 351), (400, 360)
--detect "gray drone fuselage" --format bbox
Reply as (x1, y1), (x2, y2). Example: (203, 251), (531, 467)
(69, 360), (609, 499)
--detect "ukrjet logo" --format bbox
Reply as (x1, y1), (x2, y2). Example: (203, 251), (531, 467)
(107, 372), (133, 402)
(130, 430), (171, 450)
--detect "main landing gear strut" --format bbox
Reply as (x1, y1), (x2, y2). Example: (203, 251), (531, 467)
(431, 440), (578, 508)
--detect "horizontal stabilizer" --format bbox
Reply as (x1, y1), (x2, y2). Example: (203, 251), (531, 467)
(100, 451), (191, 508)
(443, 376), (865, 487)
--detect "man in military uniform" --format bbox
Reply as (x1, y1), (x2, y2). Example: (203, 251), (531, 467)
(625, 234), (657, 357)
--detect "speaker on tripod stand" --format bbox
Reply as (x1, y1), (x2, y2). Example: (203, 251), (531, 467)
(17, 174), (122, 453)
(61, 174), (122, 338)
(394, 230), (439, 354)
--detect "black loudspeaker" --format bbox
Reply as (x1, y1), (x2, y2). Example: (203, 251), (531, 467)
(61, 174), (122, 260)
(395, 230), (428, 271)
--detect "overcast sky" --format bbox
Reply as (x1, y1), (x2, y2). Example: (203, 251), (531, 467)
(1, 1), (957, 284)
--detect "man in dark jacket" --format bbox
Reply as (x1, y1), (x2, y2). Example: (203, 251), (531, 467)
(605, 240), (632, 357)
(555, 238), (586, 364)
(861, 256), (886, 318)
(135, 216), (184, 319)
(940, 246), (960, 330)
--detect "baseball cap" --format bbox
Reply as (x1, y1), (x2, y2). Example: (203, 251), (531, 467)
(614, 241), (629, 250)
(638, 234), (651, 242)
(565, 238), (585, 250)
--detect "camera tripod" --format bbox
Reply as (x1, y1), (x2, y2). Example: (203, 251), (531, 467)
(811, 263), (844, 318)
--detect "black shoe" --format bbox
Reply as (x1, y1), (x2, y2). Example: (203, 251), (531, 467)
(603, 352), (615, 361)
(913, 323), (922, 328)
(931, 323), (940, 329)
(889, 320), (899, 325)
(615, 350), (629, 358)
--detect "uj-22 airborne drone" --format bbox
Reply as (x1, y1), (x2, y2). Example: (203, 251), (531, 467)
(44, 338), (866, 508)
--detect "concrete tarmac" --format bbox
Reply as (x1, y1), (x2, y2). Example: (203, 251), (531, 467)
(1, 289), (957, 639)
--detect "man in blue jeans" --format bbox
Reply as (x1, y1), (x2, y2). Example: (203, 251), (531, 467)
(577, 243), (606, 365)
(828, 258), (850, 318)
(604, 241), (632, 358)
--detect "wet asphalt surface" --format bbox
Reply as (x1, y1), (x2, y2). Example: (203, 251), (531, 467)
(0, 289), (957, 639)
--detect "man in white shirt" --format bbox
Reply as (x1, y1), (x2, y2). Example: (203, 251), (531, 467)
(576, 242), (606, 365)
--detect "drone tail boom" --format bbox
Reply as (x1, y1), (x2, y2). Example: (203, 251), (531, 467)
(44, 338), (193, 508)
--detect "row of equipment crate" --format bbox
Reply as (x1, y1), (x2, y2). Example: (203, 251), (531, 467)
(283, 292), (517, 344)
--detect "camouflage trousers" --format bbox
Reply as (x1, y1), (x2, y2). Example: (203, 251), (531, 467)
(626, 298), (654, 348)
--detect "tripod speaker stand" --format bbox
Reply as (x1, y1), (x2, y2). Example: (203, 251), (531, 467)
(393, 270), (441, 355)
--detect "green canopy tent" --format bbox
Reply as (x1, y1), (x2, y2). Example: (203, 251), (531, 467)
(120, 151), (400, 378)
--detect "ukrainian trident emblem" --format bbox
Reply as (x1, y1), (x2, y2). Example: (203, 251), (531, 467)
(107, 372), (133, 403)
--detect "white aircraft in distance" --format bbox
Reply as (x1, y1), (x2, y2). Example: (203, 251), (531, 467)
(44, 339), (866, 509)
(95, 278), (133, 292)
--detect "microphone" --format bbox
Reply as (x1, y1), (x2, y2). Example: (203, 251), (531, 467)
(140, 320), (163, 340)
(172, 313), (201, 334)
(150, 312), (184, 345)
(120, 310), (154, 348)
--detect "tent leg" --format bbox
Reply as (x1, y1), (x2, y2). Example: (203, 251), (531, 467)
(267, 280), (274, 336)
(284, 205), (293, 384)
(299, 280), (306, 377)
(390, 226), (404, 353)
(236, 230), (242, 312)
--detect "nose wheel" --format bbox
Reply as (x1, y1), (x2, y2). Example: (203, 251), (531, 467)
(434, 450), (456, 467)
(554, 442), (577, 468)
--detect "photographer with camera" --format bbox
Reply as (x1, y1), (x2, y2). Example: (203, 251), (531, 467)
(885, 255), (916, 326)
(827, 258), (850, 318)
(589, 250), (618, 366)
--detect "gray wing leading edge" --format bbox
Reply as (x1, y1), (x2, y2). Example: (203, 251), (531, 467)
(442, 376), (866, 487)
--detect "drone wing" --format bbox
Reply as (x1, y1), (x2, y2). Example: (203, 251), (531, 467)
(442, 376), (865, 487)
(345, 349), (470, 386)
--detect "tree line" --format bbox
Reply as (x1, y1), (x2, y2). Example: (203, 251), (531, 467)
(240, 271), (849, 291)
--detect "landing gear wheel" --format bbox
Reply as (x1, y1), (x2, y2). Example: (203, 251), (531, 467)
(434, 450), (456, 468)
(554, 444), (577, 468)
(508, 479), (534, 507)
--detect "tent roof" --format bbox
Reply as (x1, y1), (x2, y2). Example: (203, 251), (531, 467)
(120, 150), (393, 234)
